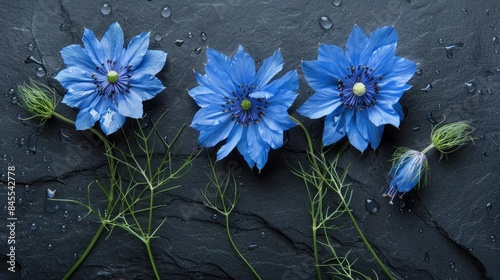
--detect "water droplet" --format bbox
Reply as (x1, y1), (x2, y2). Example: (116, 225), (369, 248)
(27, 43), (34, 51)
(61, 225), (67, 232)
(365, 198), (380, 214)
(63, 210), (70, 218)
(59, 23), (68, 31)
(35, 67), (46, 77)
(28, 125), (44, 154)
(194, 47), (202, 54)
(187, 32), (193, 39)
(248, 244), (258, 250)
(413, 126), (420, 131)
(9, 88), (15, 95)
(419, 227), (423, 233)
(24, 185), (30, 191)
(2, 154), (7, 161)
(427, 112), (437, 125)
(174, 39), (184, 47)
(462, 8), (468, 15)
(319, 15), (333, 30)
(45, 188), (60, 213)
(486, 9), (490, 15)
(24, 55), (43, 65)
(490, 235), (496, 243)
(425, 251), (430, 262)
(464, 81), (476, 93)
(154, 33), (162, 42)
(77, 215), (83, 222)
(496, 66), (500, 72)
(19, 138), (26, 146)
(490, 23), (495, 28)
(161, 6), (172, 18)
(59, 129), (70, 142)
(438, 38), (444, 44)
(421, 84), (432, 92)
(200, 32), (208, 41)
(435, 70), (440, 75)
(46, 165), (52, 172)
(30, 223), (37, 231)
(332, 0), (342, 7)
(445, 43), (464, 59)
(211, 214), (218, 220)
(260, 231), (267, 239)
(449, 261), (456, 269)
(48, 244), (53, 250)
(486, 202), (492, 211)
(415, 69), (423, 75)
(493, 37), (499, 45)
(10, 96), (18, 104)
(100, 3), (112, 15)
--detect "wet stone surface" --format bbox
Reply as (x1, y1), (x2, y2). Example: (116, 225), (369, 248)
(0, 0), (499, 279)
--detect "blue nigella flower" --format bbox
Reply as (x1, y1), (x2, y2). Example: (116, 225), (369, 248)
(384, 148), (429, 204)
(298, 25), (416, 152)
(189, 46), (298, 170)
(55, 22), (167, 135)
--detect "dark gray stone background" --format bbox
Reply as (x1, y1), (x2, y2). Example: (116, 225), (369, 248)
(0, 0), (498, 279)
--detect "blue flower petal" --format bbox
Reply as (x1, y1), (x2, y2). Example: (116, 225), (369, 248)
(344, 110), (369, 152)
(116, 91), (144, 118)
(100, 22), (124, 61)
(393, 102), (405, 120)
(128, 74), (165, 100)
(345, 25), (370, 66)
(132, 50), (167, 76)
(378, 56), (416, 86)
(302, 60), (342, 90)
(356, 110), (384, 149)
(216, 125), (243, 160)
(375, 81), (411, 104)
(367, 43), (397, 77)
(258, 122), (284, 149)
(247, 125), (270, 170)
(317, 44), (351, 77)
(55, 66), (95, 89)
(253, 49), (283, 89)
(189, 86), (227, 108)
(236, 129), (256, 168)
(267, 89), (298, 110)
(231, 46), (256, 86)
(82, 28), (106, 67)
(367, 26), (398, 53)
(262, 105), (296, 131)
(323, 112), (346, 146)
(75, 107), (101, 130)
(249, 90), (274, 99)
(60, 45), (97, 71)
(297, 88), (342, 119)
(196, 119), (235, 148)
(99, 107), (126, 135)
(191, 105), (229, 127)
(368, 101), (400, 127)
(122, 31), (150, 69)
(206, 48), (236, 86)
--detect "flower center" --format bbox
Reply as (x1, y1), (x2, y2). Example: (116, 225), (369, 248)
(240, 99), (252, 110)
(107, 70), (119, 83)
(352, 82), (366, 96)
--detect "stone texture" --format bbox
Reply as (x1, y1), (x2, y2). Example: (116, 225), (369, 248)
(0, 0), (498, 279)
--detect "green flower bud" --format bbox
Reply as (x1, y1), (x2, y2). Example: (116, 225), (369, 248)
(430, 121), (475, 158)
(17, 79), (59, 125)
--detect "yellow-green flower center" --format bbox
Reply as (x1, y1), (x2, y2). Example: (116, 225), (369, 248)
(240, 99), (252, 110)
(352, 82), (366, 96)
(107, 70), (119, 83)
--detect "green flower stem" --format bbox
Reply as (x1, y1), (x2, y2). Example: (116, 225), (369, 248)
(145, 239), (160, 279)
(224, 212), (262, 280)
(290, 115), (394, 280)
(339, 193), (395, 280)
(52, 111), (117, 280)
(421, 143), (434, 155)
(289, 115), (326, 280)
